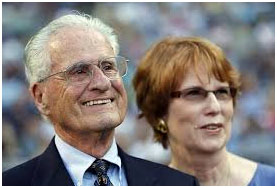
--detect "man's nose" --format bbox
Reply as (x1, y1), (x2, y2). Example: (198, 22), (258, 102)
(204, 92), (221, 116)
(87, 66), (111, 91)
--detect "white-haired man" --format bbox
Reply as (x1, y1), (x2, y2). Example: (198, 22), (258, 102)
(3, 13), (199, 186)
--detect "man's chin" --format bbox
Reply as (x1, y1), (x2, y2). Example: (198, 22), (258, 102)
(83, 116), (122, 130)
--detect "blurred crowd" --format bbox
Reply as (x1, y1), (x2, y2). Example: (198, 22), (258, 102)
(2, 2), (275, 171)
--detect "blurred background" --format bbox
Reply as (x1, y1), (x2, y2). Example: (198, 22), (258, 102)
(2, 2), (275, 171)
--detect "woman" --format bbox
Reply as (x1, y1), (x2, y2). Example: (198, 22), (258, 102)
(132, 37), (274, 186)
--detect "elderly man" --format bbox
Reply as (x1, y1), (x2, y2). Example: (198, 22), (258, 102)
(3, 13), (198, 186)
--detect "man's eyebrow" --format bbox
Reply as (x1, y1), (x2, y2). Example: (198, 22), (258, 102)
(76, 58), (105, 65)
(73, 55), (113, 65)
(73, 59), (94, 65)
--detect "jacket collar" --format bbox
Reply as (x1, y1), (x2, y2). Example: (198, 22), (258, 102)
(30, 137), (158, 186)
(117, 146), (158, 186)
(31, 138), (74, 186)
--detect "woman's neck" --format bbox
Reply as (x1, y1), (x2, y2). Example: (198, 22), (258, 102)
(169, 146), (231, 186)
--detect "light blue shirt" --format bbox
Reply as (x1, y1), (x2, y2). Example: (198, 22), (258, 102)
(55, 135), (128, 186)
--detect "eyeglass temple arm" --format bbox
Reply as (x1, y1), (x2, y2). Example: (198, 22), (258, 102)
(38, 71), (64, 83)
(170, 91), (182, 98)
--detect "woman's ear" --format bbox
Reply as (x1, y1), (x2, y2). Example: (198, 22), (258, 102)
(163, 113), (169, 122)
(29, 83), (50, 116)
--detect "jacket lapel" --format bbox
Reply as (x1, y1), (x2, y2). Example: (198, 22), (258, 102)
(118, 146), (158, 186)
(31, 138), (74, 186)
(30, 139), (158, 185)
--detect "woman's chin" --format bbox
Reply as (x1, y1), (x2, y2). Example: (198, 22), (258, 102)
(195, 140), (226, 154)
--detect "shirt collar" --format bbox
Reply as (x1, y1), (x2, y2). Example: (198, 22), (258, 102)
(55, 134), (121, 185)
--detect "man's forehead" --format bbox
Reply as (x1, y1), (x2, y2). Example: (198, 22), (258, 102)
(47, 26), (114, 70)
(48, 26), (109, 48)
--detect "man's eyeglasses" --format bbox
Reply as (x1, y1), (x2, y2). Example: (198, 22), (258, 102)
(171, 87), (237, 101)
(38, 56), (129, 85)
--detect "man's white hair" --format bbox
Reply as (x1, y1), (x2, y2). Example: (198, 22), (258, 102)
(24, 12), (119, 84)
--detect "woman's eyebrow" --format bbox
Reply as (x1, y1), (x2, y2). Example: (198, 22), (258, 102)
(181, 85), (203, 89)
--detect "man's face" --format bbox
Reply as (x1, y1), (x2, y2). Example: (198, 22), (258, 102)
(41, 27), (127, 136)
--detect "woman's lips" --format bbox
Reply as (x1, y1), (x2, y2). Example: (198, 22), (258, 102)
(194, 123), (223, 134)
(200, 123), (223, 130)
(198, 123), (223, 134)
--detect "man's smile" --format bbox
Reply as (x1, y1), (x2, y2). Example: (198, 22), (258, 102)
(82, 98), (114, 106)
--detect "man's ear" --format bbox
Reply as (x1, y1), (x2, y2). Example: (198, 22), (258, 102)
(29, 83), (50, 116)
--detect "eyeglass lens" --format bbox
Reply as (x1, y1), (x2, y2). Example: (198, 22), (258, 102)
(174, 87), (234, 101)
(65, 56), (127, 85)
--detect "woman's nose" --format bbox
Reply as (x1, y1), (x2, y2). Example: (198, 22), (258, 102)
(204, 92), (221, 116)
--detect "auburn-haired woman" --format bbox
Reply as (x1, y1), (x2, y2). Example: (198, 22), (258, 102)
(133, 37), (274, 185)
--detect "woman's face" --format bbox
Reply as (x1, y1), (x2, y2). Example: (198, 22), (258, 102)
(166, 67), (234, 154)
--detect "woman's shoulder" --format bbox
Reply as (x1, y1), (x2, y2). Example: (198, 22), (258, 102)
(248, 163), (275, 186)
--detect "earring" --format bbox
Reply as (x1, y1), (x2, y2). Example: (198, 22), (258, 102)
(155, 119), (168, 134)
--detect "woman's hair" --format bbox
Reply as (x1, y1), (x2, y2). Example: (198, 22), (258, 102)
(24, 12), (119, 84)
(133, 36), (241, 148)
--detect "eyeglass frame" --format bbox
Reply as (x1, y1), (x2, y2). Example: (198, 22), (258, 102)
(38, 56), (129, 84)
(170, 86), (237, 101)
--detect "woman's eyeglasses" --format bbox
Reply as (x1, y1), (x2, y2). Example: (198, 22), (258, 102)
(171, 87), (237, 101)
(38, 56), (128, 85)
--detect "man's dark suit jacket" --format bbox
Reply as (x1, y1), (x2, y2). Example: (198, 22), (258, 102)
(3, 138), (199, 186)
